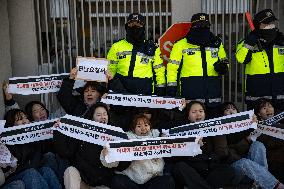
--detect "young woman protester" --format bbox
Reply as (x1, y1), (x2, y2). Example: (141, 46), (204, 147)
(214, 102), (284, 189)
(254, 98), (284, 185)
(3, 109), (62, 189)
(60, 103), (128, 189)
(168, 101), (235, 189)
(100, 113), (175, 189)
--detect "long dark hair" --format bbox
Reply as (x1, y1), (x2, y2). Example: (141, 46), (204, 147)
(25, 101), (49, 121)
(4, 109), (29, 128)
(186, 101), (206, 114)
(220, 102), (239, 116)
(84, 102), (110, 122)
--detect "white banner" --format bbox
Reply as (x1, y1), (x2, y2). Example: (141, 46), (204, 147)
(105, 136), (201, 163)
(76, 57), (108, 82)
(8, 73), (86, 95)
(8, 73), (69, 95)
(250, 124), (284, 141)
(55, 115), (128, 146)
(1, 119), (56, 145)
(261, 111), (284, 126)
(101, 93), (183, 109)
(163, 110), (257, 137)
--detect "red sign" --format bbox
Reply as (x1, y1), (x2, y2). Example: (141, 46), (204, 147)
(159, 22), (191, 64)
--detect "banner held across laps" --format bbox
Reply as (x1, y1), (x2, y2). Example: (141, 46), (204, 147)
(105, 136), (201, 163)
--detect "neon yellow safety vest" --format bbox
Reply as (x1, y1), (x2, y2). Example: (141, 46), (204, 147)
(236, 35), (284, 103)
(107, 39), (166, 94)
(167, 37), (227, 104)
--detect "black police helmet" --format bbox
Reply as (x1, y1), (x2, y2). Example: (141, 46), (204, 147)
(126, 13), (145, 25)
(191, 13), (211, 28)
(253, 9), (278, 28)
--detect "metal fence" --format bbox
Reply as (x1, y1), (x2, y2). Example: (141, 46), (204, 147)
(34, 0), (283, 112)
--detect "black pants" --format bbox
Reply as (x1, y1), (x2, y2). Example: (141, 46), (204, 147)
(173, 161), (235, 189)
(111, 174), (175, 189)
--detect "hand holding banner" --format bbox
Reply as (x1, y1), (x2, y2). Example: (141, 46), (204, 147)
(76, 57), (108, 82)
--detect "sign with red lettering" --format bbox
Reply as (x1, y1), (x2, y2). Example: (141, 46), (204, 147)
(101, 92), (183, 109)
(105, 136), (201, 163)
(163, 110), (256, 137)
(159, 22), (191, 64)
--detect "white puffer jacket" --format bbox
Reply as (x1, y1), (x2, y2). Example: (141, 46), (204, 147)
(100, 129), (165, 184)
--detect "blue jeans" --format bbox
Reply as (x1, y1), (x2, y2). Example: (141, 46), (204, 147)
(1, 180), (25, 189)
(232, 141), (278, 189)
(6, 167), (62, 189)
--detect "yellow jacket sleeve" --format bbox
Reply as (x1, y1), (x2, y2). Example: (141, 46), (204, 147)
(153, 47), (166, 87)
(107, 44), (119, 76)
(167, 40), (184, 86)
(236, 40), (250, 64)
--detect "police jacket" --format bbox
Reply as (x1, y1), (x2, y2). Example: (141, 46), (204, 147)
(236, 32), (284, 103)
(107, 39), (166, 95)
(167, 36), (227, 106)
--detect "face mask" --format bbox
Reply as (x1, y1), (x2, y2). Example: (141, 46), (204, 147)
(258, 28), (278, 43)
(126, 26), (145, 45)
(186, 27), (211, 46)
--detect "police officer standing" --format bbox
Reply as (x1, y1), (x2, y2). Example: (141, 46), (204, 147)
(167, 13), (228, 117)
(107, 13), (166, 129)
(107, 13), (166, 96)
(236, 9), (284, 111)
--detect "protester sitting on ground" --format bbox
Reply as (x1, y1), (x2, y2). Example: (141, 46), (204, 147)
(100, 113), (175, 189)
(57, 67), (107, 117)
(58, 103), (127, 189)
(3, 109), (62, 189)
(254, 98), (284, 183)
(214, 102), (284, 189)
(169, 101), (235, 189)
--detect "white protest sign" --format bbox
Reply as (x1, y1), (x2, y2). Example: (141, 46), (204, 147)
(8, 73), (69, 95)
(163, 110), (257, 137)
(261, 111), (284, 126)
(55, 115), (128, 146)
(101, 93), (183, 109)
(1, 119), (56, 145)
(76, 57), (108, 82)
(250, 124), (284, 141)
(105, 136), (201, 163)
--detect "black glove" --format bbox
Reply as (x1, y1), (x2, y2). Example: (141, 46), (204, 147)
(167, 86), (177, 97)
(144, 40), (157, 56)
(155, 87), (166, 96)
(214, 60), (228, 75)
(244, 31), (259, 47)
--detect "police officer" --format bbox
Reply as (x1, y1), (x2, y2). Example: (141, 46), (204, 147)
(107, 13), (166, 96)
(166, 13), (228, 117)
(236, 9), (284, 111)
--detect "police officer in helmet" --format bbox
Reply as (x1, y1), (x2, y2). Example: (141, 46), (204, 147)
(167, 13), (228, 118)
(236, 9), (284, 111)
